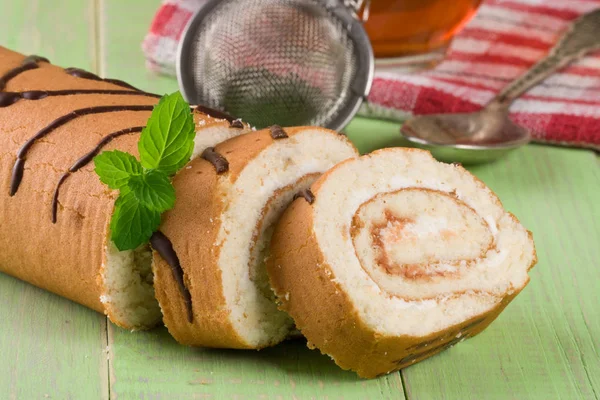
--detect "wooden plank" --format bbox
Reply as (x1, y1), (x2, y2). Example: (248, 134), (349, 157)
(99, 0), (178, 94)
(0, 1), (109, 398)
(108, 324), (405, 399)
(0, 275), (109, 400)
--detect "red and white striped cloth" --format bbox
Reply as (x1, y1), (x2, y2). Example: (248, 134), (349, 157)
(143, 0), (600, 150)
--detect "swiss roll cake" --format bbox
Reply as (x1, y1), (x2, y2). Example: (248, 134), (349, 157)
(0, 46), (250, 330)
(267, 148), (537, 378)
(1, 45), (537, 378)
(152, 126), (358, 348)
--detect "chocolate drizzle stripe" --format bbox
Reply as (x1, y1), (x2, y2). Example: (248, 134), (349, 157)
(0, 63), (37, 90)
(0, 55), (49, 91)
(293, 189), (315, 204)
(0, 89), (161, 108)
(10, 105), (154, 196)
(229, 119), (244, 129)
(150, 231), (194, 323)
(51, 173), (69, 224)
(194, 105), (235, 123)
(51, 126), (145, 223)
(269, 125), (288, 139)
(201, 147), (229, 174)
(22, 55), (50, 64)
(64, 68), (143, 92)
(0, 56), (154, 96)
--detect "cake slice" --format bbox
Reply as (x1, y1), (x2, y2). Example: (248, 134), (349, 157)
(267, 148), (537, 377)
(152, 126), (358, 348)
(100, 108), (252, 329)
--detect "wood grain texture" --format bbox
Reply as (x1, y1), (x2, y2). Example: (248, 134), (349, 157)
(99, 0), (178, 95)
(0, 274), (109, 400)
(108, 325), (405, 399)
(0, 0), (97, 71)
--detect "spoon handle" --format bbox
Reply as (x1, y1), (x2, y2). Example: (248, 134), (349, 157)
(490, 8), (600, 107)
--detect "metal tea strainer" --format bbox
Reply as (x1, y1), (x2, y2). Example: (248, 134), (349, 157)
(177, 0), (374, 131)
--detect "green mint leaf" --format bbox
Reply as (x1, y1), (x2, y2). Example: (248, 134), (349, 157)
(96, 92), (194, 251)
(138, 91), (195, 175)
(128, 170), (175, 212)
(110, 190), (161, 251)
(94, 150), (142, 189)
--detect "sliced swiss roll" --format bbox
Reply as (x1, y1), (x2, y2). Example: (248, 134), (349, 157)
(151, 126), (358, 348)
(0, 46), (250, 330)
(101, 108), (250, 330)
(267, 148), (537, 378)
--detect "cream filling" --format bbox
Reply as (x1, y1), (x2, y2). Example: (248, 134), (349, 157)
(192, 123), (252, 158)
(352, 188), (495, 299)
(101, 243), (162, 330)
(313, 149), (534, 337)
(216, 130), (357, 347)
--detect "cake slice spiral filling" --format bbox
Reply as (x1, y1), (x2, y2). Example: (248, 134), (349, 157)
(268, 148), (536, 377)
(152, 127), (358, 348)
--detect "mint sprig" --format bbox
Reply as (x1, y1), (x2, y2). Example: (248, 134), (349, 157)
(128, 170), (175, 211)
(94, 91), (195, 251)
(138, 94), (195, 174)
(109, 190), (162, 251)
(94, 150), (142, 189)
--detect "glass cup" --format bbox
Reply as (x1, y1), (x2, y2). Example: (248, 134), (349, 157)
(360, 0), (483, 70)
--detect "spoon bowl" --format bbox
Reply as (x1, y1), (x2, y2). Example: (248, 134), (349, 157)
(399, 8), (600, 164)
(400, 107), (531, 164)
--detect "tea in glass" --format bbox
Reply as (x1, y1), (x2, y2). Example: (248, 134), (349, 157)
(362, 0), (482, 66)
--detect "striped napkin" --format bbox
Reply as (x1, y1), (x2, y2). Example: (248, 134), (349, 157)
(143, 0), (600, 150)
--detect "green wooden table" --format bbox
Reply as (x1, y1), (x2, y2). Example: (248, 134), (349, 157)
(1, 1), (599, 399)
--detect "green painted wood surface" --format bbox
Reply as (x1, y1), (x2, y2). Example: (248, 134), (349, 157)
(0, 0), (98, 72)
(1, 0), (599, 398)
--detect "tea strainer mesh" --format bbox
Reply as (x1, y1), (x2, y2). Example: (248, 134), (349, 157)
(177, 0), (373, 130)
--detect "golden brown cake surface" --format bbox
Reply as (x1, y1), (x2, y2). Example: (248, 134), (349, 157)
(0, 47), (239, 328)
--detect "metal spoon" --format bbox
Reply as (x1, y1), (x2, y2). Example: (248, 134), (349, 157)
(400, 8), (600, 164)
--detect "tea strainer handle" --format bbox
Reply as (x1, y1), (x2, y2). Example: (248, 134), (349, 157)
(341, 0), (370, 21)
(491, 8), (600, 108)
